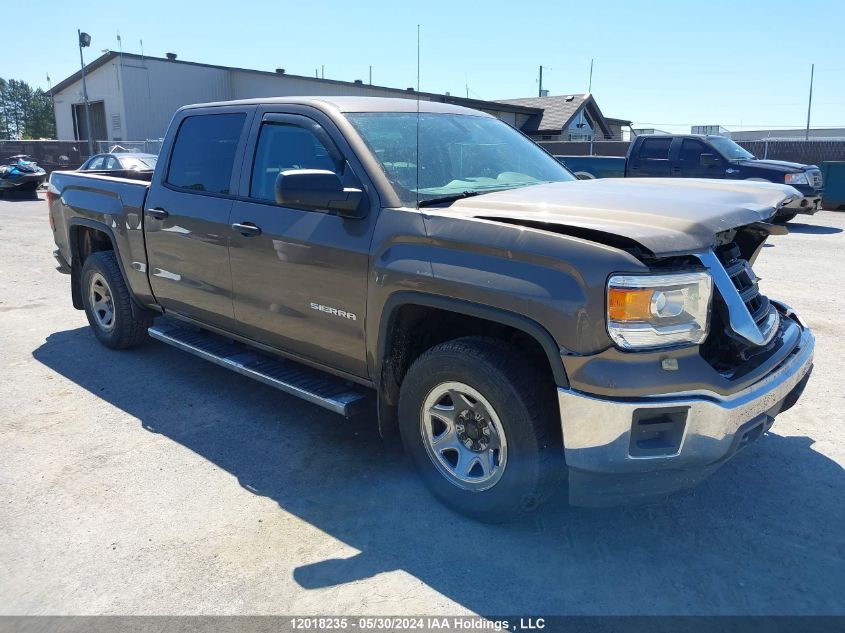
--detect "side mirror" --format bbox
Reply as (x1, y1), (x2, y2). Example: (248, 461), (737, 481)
(275, 169), (366, 218)
(700, 153), (720, 167)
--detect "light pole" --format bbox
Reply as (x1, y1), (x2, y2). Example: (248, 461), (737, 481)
(77, 30), (94, 156)
(805, 63), (814, 142)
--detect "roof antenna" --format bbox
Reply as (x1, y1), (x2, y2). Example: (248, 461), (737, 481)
(416, 23), (421, 208)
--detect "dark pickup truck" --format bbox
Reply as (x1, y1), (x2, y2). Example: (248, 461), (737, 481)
(48, 97), (815, 521)
(556, 134), (825, 222)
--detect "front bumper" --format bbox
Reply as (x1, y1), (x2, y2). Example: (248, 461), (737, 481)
(786, 186), (823, 215)
(558, 323), (814, 506)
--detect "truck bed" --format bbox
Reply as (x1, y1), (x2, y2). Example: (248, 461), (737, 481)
(48, 170), (153, 310)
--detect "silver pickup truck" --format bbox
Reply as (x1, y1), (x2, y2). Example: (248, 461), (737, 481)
(48, 97), (814, 521)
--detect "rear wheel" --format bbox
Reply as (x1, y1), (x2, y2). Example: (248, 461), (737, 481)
(81, 251), (152, 349)
(398, 337), (562, 522)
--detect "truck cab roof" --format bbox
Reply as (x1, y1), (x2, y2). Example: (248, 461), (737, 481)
(178, 96), (490, 117)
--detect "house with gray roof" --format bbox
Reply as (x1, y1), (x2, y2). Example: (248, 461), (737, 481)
(497, 94), (629, 142)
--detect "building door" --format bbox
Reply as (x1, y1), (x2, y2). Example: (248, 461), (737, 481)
(72, 101), (107, 145)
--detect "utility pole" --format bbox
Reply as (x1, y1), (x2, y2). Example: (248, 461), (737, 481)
(588, 58), (595, 155)
(77, 30), (94, 156)
(369, 65), (372, 85)
(805, 63), (814, 141)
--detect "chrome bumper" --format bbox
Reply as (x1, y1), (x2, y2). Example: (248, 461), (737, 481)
(558, 325), (814, 503)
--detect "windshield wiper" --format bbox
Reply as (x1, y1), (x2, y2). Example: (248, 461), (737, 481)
(417, 190), (482, 208)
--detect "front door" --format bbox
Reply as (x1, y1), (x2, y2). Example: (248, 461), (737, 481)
(676, 138), (725, 178)
(228, 112), (375, 378)
(144, 108), (252, 330)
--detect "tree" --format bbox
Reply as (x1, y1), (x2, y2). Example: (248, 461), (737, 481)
(0, 77), (56, 140)
(26, 89), (56, 139)
(0, 78), (9, 139)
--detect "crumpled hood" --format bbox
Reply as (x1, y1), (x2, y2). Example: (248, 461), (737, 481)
(445, 178), (800, 256)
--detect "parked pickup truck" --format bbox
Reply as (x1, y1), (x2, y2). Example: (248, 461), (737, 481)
(48, 97), (815, 521)
(555, 134), (825, 222)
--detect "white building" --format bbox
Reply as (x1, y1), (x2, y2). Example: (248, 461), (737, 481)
(49, 52), (539, 143)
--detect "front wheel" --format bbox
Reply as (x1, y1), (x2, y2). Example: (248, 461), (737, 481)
(398, 337), (562, 522)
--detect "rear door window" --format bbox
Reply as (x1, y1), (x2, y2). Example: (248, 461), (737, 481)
(166, 113), (246, 195)
(638, 138), (672, 160)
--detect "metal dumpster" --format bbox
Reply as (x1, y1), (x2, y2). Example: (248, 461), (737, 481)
(821, 162), (845, 210)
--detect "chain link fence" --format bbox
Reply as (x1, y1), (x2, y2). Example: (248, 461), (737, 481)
(539, 139), (845, 166)
(0, 140), (88, 175)
(95, 140), (164, 155)
(1, 139), (164, 176)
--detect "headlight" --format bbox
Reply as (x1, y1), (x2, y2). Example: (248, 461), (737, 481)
(607, 271), (712, 350)
(784, 172), (809, 185)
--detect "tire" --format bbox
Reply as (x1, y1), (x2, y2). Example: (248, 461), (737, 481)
(774, 211), (798, 224)
(398, 336), (562, 522)
(81, 251), (152, 349)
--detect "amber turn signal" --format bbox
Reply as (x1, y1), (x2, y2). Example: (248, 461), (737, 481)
(608, 288), (654, 322)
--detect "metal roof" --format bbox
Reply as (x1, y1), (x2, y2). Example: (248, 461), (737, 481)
(49, 52), (540, 117)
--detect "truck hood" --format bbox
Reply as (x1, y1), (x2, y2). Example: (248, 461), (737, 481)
(445, 178), (800, 256)
(733, 158), (815, 172)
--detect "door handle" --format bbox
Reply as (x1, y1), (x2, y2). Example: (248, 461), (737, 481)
(232, 222), (262, 237)
(146, 207), (169, 220)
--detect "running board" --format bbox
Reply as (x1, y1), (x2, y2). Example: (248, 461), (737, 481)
(148, 321), (370, 417)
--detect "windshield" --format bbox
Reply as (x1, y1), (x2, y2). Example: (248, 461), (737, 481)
(707, 137), (756, 161)
(122, 156), (157, 170)
(345, 112), (576, 206)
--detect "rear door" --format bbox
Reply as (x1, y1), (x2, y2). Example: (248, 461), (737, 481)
(144, 106), (253, 330)
(228, 108), (378, 378)
(627, 137), (674, 177)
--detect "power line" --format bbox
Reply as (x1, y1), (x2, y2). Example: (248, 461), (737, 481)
(633, 121), (845, 128)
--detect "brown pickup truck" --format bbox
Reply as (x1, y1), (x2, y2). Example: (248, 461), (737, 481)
(47, 97), (814, 521)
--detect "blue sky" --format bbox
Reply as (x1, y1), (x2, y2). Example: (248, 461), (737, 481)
(7, 0), (845, 133)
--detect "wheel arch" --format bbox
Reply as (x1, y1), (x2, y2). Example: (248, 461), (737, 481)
(375, 291), (568, 438)
(67, 218), (144, 314)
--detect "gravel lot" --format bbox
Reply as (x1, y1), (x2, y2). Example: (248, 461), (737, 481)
(1, 194), (843, 616)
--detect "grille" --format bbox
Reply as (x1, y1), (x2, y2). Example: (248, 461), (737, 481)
(716, 243), (772, 330)
(808, 169), (823, 189)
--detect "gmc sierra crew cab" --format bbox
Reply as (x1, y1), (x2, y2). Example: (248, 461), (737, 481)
(48, 97), (815, 521)
(555, 134), (825, 223)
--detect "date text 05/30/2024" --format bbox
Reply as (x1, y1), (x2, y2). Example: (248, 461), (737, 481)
(290, 617), (546, 630)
